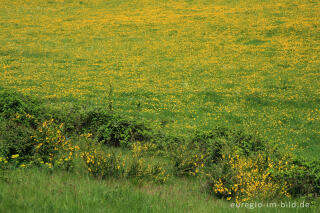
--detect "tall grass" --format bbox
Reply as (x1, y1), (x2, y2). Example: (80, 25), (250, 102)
(1, 169), (318, 213)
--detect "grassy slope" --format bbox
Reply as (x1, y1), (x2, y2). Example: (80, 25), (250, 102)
(0, 0), (319, 158)
(0, 168), (318, 213)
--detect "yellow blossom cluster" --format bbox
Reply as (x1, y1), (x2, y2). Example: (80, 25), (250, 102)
(81, 143), (169, 183)
(32, 119), (80, 169)
(213, 153), (291, 203)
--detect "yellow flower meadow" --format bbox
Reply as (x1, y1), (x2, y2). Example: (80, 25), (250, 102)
(0, 0), (318, 156)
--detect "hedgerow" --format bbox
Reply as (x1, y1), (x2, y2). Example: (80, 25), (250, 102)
(0, 89), (319, 203)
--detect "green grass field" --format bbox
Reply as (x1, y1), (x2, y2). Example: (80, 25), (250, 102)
(0, 0), (320, 212)
(1, 0), (319, 157)
(0, 169), (318, 213)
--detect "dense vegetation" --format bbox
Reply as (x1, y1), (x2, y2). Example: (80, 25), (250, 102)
(1, 90), (319, 212)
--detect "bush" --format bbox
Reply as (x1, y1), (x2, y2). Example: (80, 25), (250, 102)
(0, 90), (43, 128)
(170, 128), (266, 177)
(97, 117), (152, 147)
(169, 142), (205, 177)
(32, 119), (80, 170)
(273, 157), (320, 197)
(44, 105), (84, 134)
(78, 108), (114, 134)
(151, 133), (186, 156)
(167, 127), (318, 202)
(0, 117), (78, 170)
(205, 152), (291, 202)
(199, 129), (320, 202)
(81, 148), (126, 179)
(192, 128), (265, 161)
(0, 120), (36, 164)
(81, 140), (169, 183)
(78, 108), (152, 147)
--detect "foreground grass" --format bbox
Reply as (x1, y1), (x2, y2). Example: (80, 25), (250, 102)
(0, 0), (319, 158)
(0, 169), (222, 213)
(0, 168), (318, 213)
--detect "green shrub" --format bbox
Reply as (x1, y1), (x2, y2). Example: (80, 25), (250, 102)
(0, 120), (36, 164)
(169, 128), (266, 177)
(0, 116), (78, 170)
(0, 90), (43, 128)
(97, 117), (152, 147)
(198, 129), (320, 202)
(169, 142), (205, 177)
(151, 133), (186, 155)
(81, 148), (125, 179)
(204, 151), (291, 202)
(192, 128), (266, 161)
(272, 156), (320, 197)
(44, 105), (84, 135)
(81, 141), (169, 183)
(31, 119), (79, 170)
(78, 108), (152, 147)
(78, 108), (114, 134)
